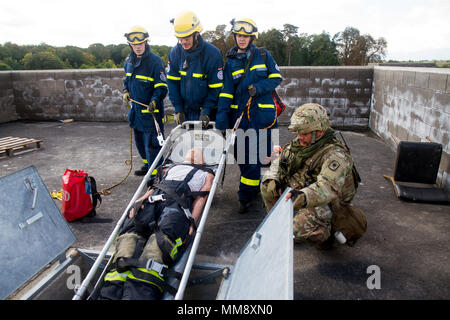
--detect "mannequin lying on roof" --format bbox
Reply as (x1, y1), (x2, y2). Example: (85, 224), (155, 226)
(98, 148), (214, 300)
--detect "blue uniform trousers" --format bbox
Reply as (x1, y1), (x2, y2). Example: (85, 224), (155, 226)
(234, 127), (272, 201)
(134, 128), (164, 175)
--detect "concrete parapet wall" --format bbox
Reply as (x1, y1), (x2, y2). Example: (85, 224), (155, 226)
(277, 66), (373, 130)
(1, 66), (448, 188)
(370, 66), (450, 189)
(0, 67), (373, 131)
(0, 72), (17, 123)
(5, 69), (127, 122)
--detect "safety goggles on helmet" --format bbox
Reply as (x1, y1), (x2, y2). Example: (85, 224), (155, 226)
(125, 32), (149, 44)
(231, 20), (257, 35)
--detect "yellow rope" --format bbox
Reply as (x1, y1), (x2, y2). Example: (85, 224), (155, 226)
(51, 190), (63, 200)
(99, 127), (133, 195)
(51, 122), (134, 200)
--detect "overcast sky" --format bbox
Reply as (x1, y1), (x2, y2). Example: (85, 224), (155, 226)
(1, 0), (449, 61)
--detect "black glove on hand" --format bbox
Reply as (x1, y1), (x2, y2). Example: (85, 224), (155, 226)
(287, 189), (306, 210)
(248, 85), (257, 97)
(176, 112), (186, 125)
(199, 114), (210, 129)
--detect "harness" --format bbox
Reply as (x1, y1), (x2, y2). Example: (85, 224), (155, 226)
(115, 257), (183, 296)
(106, 163), (215, 297)
(151, 163), (214, 224)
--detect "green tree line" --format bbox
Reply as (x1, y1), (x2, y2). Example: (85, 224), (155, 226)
(0, 25), (387, 71)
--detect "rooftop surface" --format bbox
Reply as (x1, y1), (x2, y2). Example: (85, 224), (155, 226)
(1, 120), (449, 300)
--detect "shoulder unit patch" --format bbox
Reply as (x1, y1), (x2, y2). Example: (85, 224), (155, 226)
(328, 160), (340, 171)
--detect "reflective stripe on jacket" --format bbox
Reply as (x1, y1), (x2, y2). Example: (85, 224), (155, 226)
(124, 45), (168, 132)
(215, 44), (282, 130)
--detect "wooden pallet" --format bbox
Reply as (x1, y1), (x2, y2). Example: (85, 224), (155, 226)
(0, 136), (43, 157)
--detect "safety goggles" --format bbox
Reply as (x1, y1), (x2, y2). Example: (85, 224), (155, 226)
(125, 32), (148, 43)
(231, 20), (257, 34)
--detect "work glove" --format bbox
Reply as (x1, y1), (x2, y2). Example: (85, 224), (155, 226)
(285, 189), (307, 210)
(123, 90), (130, 103)
(248, 84), (257, 97)
(176, 112), (186, 125)
(148, 100), (157, 112)
(199, 114), (209, 129)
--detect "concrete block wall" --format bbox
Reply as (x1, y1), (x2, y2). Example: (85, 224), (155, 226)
(277, 67), (373, 130)
(2, 69), (127, 122)
(1, 66), (449, 188)
(0, 67), (373, 131)
(370, 66), (450, 189)
(0, 72), (17, 123)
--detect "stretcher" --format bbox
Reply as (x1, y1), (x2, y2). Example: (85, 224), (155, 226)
(72, 121), (233, 300)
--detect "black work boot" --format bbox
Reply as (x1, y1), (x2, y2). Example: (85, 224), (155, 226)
(238, 200), (252, 214)
(238, 188), (261, 214)
(134, 166), (149, 176)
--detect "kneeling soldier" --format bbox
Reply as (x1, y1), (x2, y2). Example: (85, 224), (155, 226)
(260, 103), (366, 248)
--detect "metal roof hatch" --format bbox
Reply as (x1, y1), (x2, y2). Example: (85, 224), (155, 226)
(0, 166), (76, 299)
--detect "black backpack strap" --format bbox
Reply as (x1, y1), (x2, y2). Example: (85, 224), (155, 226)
(152, 183), (190, 209)
(153, 164), (213, 209)
(183, 163), (215, 176)
(87, 176), (102, 208)
(259, 47), (267, 65)
(237, 47), (257, 89)
(258, 47), (285, 113)
(336, 131), (362, 186)
(200, 45), (206, 80)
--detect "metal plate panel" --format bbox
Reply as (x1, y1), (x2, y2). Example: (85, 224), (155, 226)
(217, 188), (293, 300)
(0, 166), (76, 299)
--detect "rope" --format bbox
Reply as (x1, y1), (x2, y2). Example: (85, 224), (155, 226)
(129, 98), (164, 140)
(99, 127), (133, 196)
(97, 100), (135, 195)
(245, 95), (277, 130)
(51, 102), (134, 200)
(51, 190), (63, 200)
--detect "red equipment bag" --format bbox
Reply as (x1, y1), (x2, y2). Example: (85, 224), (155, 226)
(258, 47), (286, 116)
(61, 169), (101, 222)
(273, 91), (286, 116)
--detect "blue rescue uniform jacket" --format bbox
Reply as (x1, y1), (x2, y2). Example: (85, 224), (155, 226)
(166, 35), (223, 119)
(123, 45), (168, 132)
(215, 44), (282, 131)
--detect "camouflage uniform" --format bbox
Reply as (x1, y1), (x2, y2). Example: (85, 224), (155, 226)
(261, 103), (359, 244)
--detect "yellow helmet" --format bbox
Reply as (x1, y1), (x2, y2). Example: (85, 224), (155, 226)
(230, 18), (259, 39)
(170, 11), (203, 38)
(124, 26), (149, 45)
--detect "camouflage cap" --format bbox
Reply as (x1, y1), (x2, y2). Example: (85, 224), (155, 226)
(288, 103), (330, 134)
